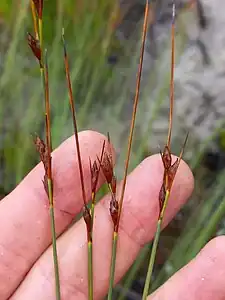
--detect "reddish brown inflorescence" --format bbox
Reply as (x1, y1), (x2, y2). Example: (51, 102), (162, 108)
(90, 159), (99, 194)
(98, 142), (119, 231)
(27, 33), (42, 65)
(33, 135), (52, 196)
(32, 0), (43, 19)
(110, 197), (119, 231)
(83, 205), (92, 242)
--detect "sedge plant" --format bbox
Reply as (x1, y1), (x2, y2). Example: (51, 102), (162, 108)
(62, 29), (92, 300)
(27, 0), (61, 299)
(103, 1), (151, 299)
(62, 29), (110, 300)
(7, 0), (211, 299)
(142, 2), (189, 299)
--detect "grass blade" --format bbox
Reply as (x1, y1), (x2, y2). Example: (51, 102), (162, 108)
(62, 29), (96, 300)
(107, 1), (150, 299)
(28, 1), (61, 298)
(108, 231), (118, 298)
(142, 2), (180, 298)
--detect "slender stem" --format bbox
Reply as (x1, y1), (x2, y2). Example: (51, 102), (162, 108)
(118, 244), (150, 300)
(142, 220), (162, 300)
(159, 190), (170, 220)
(117, 0), (150, 221)
(44, 50), (61, 300)
(167, 2), (176, 148)
(49, 199), (61, 300)
(88, 241), (93, 300)
(43, 50), (52, 155)
(38, 18), (43, 56)
(88, 193), (95, 300)
(30, 0), (39, 39)
(62, 30), (93, 299)
(90, 194), (95, 220)
(29, 2), (61, 299)
(142, 191), (170, 300)
(62, 29), (87, 207)
(107, 231), (118, 300)
(87, 144), (105, 300)
(107, 2), (150, 299)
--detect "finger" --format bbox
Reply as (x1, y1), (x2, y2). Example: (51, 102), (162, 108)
(11, 154), (194, 299)
(0, 131), (113, 300)
(150, 236), (225, 300)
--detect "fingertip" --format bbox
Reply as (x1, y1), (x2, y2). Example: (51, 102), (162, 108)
(148, 153), (194, 225)
(151, 236), (225, 300)
(112, 153), (194, 249)
(53, 130), (115, 164)
(149, 153), (194, 193)
(0, 130), (116, 299)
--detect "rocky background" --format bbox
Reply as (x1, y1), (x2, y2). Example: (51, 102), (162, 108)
(113, 2), (225, 298)
(1, 2), (225, 298)
(115, 0), (225, 163)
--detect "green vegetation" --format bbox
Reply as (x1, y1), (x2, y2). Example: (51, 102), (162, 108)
(1, 0), (225, 298)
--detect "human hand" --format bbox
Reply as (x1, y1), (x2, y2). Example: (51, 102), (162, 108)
(0, 131), (224, 300)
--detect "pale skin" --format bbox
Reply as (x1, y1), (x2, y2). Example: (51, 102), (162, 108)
(0, 131), (225, 300)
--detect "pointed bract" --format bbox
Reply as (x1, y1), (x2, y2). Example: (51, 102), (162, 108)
(110, 198), (119, 230)
(162, 146), (172, 170)
(83, 206), (92, 242)
(90, 159), (99, 193)
(27, 32), (41, 64)
(159, 183), (166, 213)
(101, 152), (114, 185)
(32, 0), (43, 19)
(167, 158), (179, 191)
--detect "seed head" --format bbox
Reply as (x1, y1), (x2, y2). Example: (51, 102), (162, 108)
(110, 198), (119, 231)
(90, 159), (99, 193)
(32, 0), (43, 19)
(161, 146), (172, 170)
(101, 152), (114, 185)
(159, 183), (166, 214)
(167, 158), (179, 191)
(83, 206), (92, 242)
(27, 32), (42, 65)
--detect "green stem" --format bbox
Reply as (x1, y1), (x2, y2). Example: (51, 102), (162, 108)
(90, 196), (95, 221)
(38, 18), (43, 53)
(87, 195), (96, 300)
(142, 190), (170, 299)
(142, 219), (162, 300)
(88, 241), (93, 300)
(48, 179), (61, 300)
(118, 244), (150, 300)
(36, 9), (61, 300)
(107, 231), (118, 300)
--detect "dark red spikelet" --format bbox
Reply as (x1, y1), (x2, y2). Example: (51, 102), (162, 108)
(42, 173), (48, 196)
(33, 135), (52, 195)
(32, 0), (43, 19)
(101, 152), (114, 185)
(33, 135), (47, 168)
(83, 206), (92, 242)
(32, 0), (39, 13)
(167, 158), (179, 191)
(110, 198), (119, 231)
(159, 183), (166, 214)
(39, 0), (43, 19)
(90, 159), (99, 193)
(161, 146), (172, 170)
(27, 33), (42, 64)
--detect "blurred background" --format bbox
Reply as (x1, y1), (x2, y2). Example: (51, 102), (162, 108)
(1, 0), (225, 298)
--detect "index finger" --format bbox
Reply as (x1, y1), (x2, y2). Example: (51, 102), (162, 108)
(0, 130), (113, 300)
